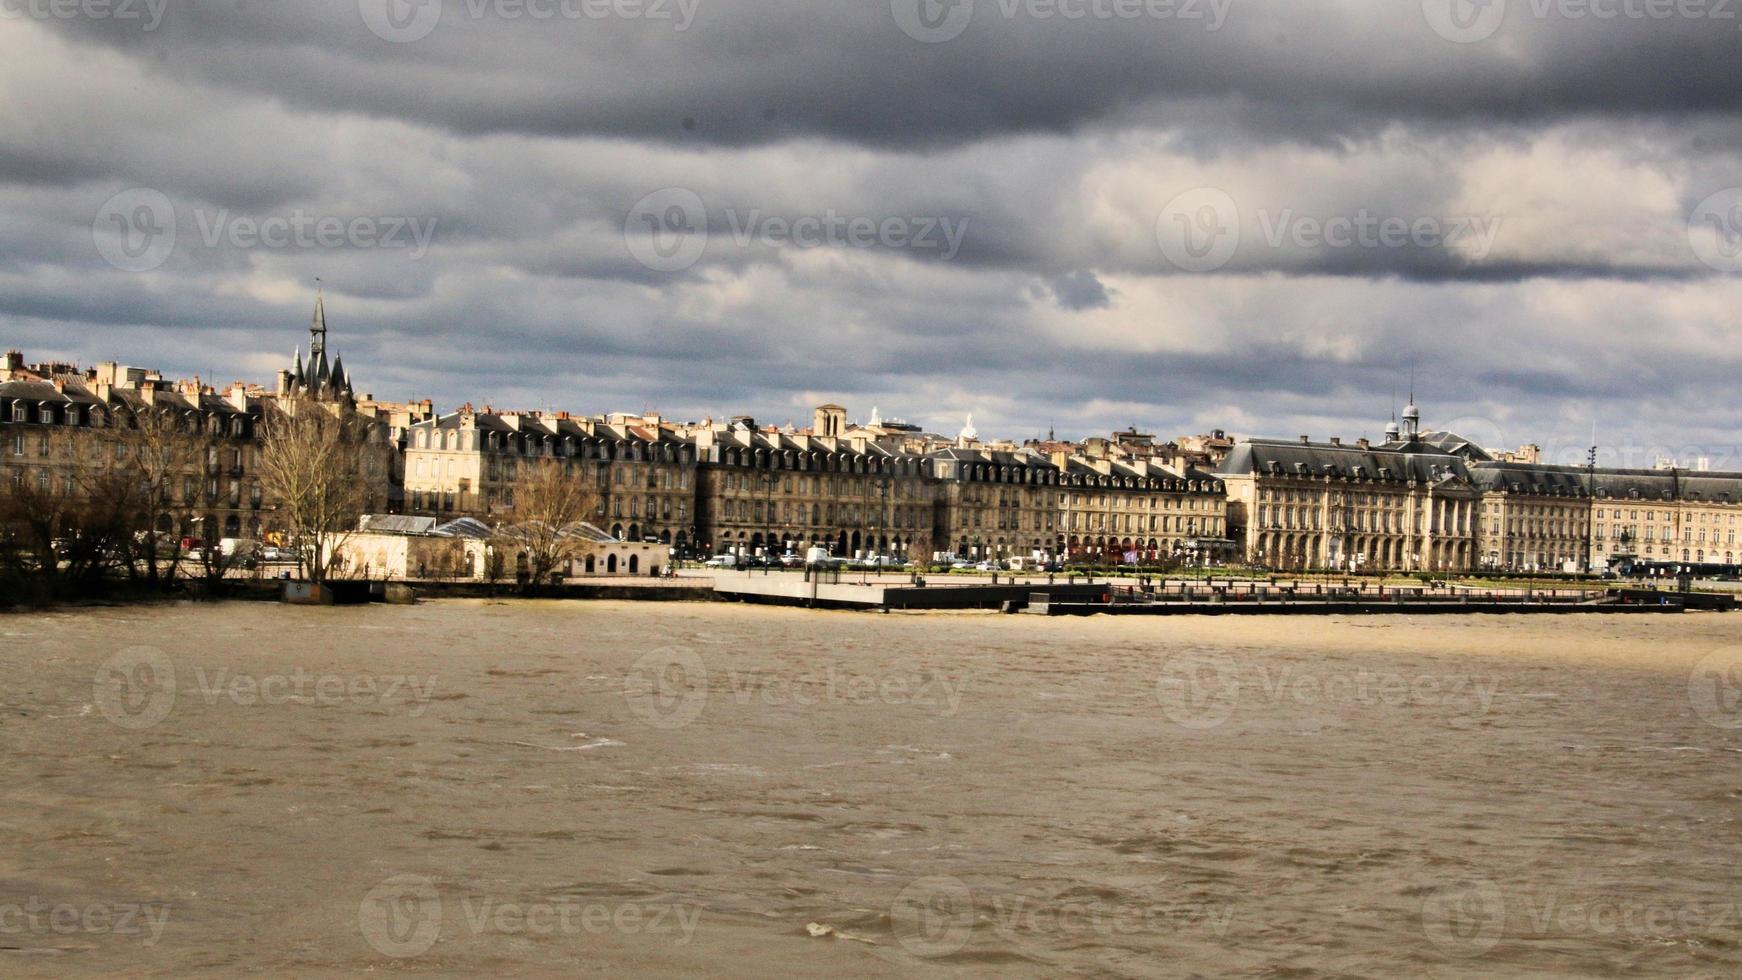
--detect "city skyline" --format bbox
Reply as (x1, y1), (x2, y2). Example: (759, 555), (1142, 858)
(4, 4), (1741, 465)
(6, 306), (1735, 476)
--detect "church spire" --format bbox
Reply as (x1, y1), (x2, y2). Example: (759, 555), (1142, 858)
(310, 290), (328, 360)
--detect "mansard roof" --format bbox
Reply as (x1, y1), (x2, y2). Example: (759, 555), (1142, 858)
(1471, 461), (1742, 502)
(926, 447), (1055, 468)
(1219, 439), (1472, 484)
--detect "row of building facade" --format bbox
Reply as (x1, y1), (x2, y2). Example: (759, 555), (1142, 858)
(8, 297), (1742, 573)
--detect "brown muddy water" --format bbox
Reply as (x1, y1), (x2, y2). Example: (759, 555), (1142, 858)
(3, 600), (1742, 977)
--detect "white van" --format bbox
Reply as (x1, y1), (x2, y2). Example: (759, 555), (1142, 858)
(805, 546), (845, 568)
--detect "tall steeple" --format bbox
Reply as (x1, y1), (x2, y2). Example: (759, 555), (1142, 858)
(310, 290), (328, 360)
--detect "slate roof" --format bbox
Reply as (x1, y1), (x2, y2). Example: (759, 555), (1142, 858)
(1218, 439), (1473, 485)
(1470, 461), (1742, 502)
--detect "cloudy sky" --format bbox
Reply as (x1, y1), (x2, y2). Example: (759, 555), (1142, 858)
(2, 0), (1740, 466)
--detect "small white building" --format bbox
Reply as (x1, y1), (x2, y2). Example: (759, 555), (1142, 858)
(332, 516), (666, 581)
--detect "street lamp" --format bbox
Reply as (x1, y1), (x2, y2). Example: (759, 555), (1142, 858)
(755, 469), (779, 575)
(1583, 442), (1598, 575)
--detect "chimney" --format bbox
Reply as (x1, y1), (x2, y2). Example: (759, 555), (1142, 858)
(1330, 437), (1341, 447)
(1299, 435), (1310, 444)
(1356, 438), (1371, 449)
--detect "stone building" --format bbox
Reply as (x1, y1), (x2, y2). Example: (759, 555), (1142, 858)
(1470, 462), (1742, 571)
(2, 297), (399, 550)
(1218, 432), (1481, 572)
(1054, 456), (1229, 562)
(923, 447), (1060, 560)
(689, 413), (933, 560)
(401, 408), (700, 551)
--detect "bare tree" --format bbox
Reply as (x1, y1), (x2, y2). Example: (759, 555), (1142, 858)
(0, 431), (137, 599)
(110, 404), (211, 587)
(254, 397), (370, 585)
(497, 458), (599, 590)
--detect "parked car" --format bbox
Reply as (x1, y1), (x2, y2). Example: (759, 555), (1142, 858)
(260, 546), (289, 563)
(779, 553), (805, 569)
(702, 555), (739, 569)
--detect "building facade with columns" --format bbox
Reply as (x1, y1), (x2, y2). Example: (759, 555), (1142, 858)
(1218, 435), (1481, 572)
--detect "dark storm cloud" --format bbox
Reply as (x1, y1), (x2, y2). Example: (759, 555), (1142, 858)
(3, 2), (1741, 452)
(38, 1), (1742, 148)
